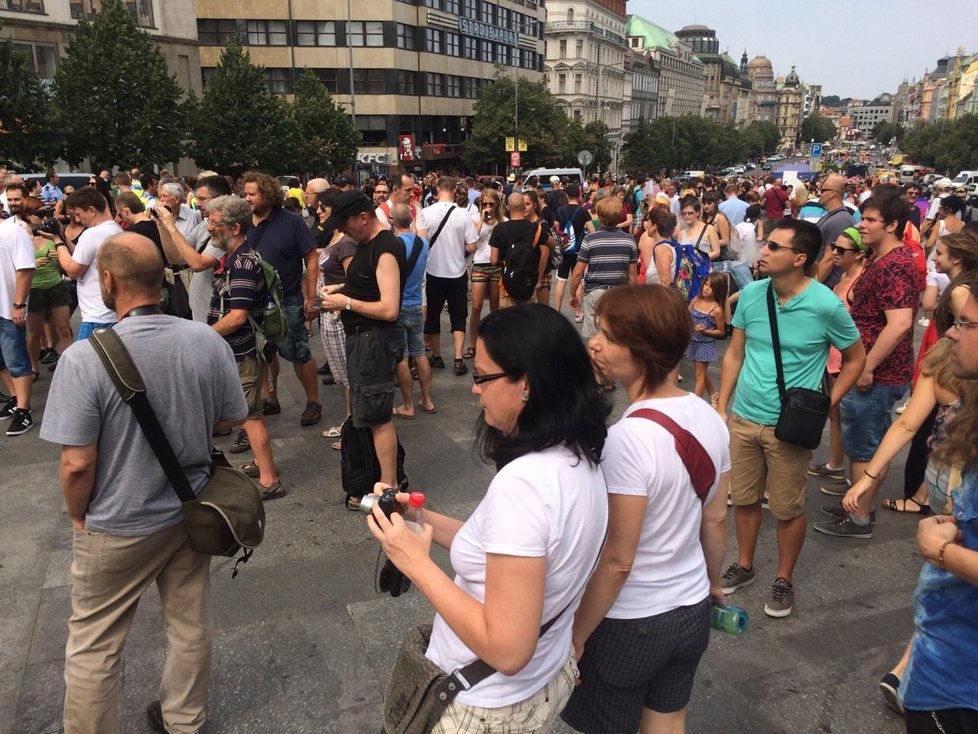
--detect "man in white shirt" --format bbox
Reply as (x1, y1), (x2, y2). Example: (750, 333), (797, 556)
(53, 188), (123, 339)
(417, 176), (479, 376)
(0, 204), (35, 436)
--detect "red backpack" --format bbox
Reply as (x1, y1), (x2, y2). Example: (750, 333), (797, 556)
(902, 221), (927, 293)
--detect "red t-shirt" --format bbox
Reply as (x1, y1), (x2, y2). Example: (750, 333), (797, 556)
(763, 187), (788, 219)
(850, 246), (919, 386)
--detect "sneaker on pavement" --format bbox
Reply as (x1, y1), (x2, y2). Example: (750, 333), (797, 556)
(229, 428), (251, 454)
(808, 462), (845, 480)
(917, 317), (930, 327)
(820, 478), (851, 496)
(878, 673), (905, 715)
(6, 409), (34, 436)
(764, 577), (794, 618)
(146, 700), (165, 733)
(300, 401), (322, 426)
(0, 396), (16, 420)
(40, 347), (59, 365)
(812, 516), (873, 539)
(720, 563), (755, 595)
(819, 502), (876, 524)
(428, 355), (445, 369)
(453, 359), (468, 376)
(262, 399), (281, 416)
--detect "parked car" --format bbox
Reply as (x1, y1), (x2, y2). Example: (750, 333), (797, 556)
(22, 172), (96, 195)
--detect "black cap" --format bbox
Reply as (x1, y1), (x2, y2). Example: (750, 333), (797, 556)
(334, 174), (356, 188)
(324, 190), (373, 230)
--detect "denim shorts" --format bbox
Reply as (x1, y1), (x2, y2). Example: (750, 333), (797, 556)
(840, 382), (908, 462)
(266, 292), (312, 365)
(396, 304), (425, 358)
(0, 316), (32, 377)
(76, 321), (116, 341)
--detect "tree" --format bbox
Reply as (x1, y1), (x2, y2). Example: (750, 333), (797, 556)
(463, 69), (568, 171)
(934, 114), (978, 173)
(798, 113), (837, 144)
(0, 24), (61, 169)
(900, 122), (943, 168)
(52, 0), (185, 170)
(872, 121), (905, 146)
(741, 121), (780, 158)
(185, 36), (299, 177)
(561, 118), (612, 171)
(290, 68), (360, 176)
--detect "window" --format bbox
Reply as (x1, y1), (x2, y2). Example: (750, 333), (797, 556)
(480, 1), (493, 23)
(349, 20), (383, 47)
(69, 0), (94, 18)
(266, 69), (293, 94)
(11, 41), (57, 81)
(463, 36), (477, 59)
(125, 0), (154, 28)
(314, 68), (339, 93)
(444, 32), (459, 57)
(396, 23), (416, 50)
(426, 72), (444, 96)
(575, 39), (583, 58)
(575, 74), (582, 94)
(446, 75), (461, 98)
(463, 0), (477, 19)
(3, 0), (45, 13)
(352, 69), (386, 94)
(358, 115), (387, 146)
(558, 73), (566, 94)
(295, 20), (336, 46)
(497, 43), (510, 65)
(423, 0), (442, 8)
(425, 28), (442, 54)
(567, 8), (574, 22)
(445, 0), (459, 13)
(397, 70), (416, 95)
(559, 39), (566, 59)
(202, 67), (216, 88)
(247, 20), (288, 46)
(498, 7), (508, 29)
(481, 40), (493, 62)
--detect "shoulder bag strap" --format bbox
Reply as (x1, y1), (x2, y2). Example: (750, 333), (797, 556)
(629, 408), (717, 502)
(404, 235), (424, 277)
(766, 280), (787, 400)
(428, 205), (456, 249)
(532, 222), (543, 247)
(88, 328), (196, 503)
(694, 223), (708, 253)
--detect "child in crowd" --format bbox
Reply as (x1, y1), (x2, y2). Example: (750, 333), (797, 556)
(686, 271), (728, 405)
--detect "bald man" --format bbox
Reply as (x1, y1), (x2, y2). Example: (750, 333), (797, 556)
(303, 177), (329, 225)
(40, 230), (247, 734)
(489, 191), (554, 307)
(815, 173), (856, 285)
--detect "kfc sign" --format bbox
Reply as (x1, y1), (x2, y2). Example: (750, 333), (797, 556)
(356, 152), (390, 165)
(400, 134), (416, 161)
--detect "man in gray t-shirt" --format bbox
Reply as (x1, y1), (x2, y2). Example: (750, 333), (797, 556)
(40, 232), (246, 733)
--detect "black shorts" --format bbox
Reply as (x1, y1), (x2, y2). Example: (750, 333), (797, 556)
(561, 599), (710, 734)
(423, 274), (467, 334)
(557, 252), (578, 281)
(28, 282), (71, 313)
(346, 326), (405, 428)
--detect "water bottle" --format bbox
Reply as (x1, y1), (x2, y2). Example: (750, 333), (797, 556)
(711, 602), (749, 635)
(404, 491), (426, 534)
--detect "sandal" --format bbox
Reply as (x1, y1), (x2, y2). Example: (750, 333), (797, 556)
(882, 497), (931, 515)
(392, 406), (416, 420)
(345, 495), (361, 511)
(332, 439), (342, 451)
(259, 480), (287, 501)
(462, 346), (476, 360)
(321, 425), (342, 438)
(241, 462), (260, 478)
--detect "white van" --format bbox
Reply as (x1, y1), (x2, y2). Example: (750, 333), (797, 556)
(898, 165), (929, 185)
(521, 168), (584, 191)
(953, 170), (978, 202)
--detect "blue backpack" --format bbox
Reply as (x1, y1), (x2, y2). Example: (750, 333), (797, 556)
(672, 232), (711, 302)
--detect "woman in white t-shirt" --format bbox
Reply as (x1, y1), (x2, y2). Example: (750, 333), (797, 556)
(562, 284), (730, 734)
(368, 304), (610, 731)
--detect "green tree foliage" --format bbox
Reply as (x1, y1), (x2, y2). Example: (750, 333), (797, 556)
(463, 70), (568, 171)
(290, 68), (360, 176)
(799, 113), (837, 143)
(52, 0), (185, 170)
(561, 118), (612, 171)
(899, 116), (978, 172)
(185, 36), (298, 177)
(871, 121), (905, 145)
(0, 24), (61, 169)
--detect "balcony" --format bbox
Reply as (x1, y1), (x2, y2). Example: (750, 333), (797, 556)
(545, 21), (627, 48)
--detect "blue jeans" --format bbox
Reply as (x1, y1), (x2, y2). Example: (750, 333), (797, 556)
(713, 260), (754, 292)
(840, 382), (908, 462)
(77, 321), (116, 341)
(264, 292), (312, 365)
(0, 316), (32, 377)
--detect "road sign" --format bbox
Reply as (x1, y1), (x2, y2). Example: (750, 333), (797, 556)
(510, 151), (521, 168)
(505, 137), (515, 152)
(810, 142), (823, 158)
(578, 149), (593, 167)
(518, 138), (527, 152)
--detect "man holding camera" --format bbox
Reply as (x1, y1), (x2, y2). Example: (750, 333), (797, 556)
(0, 193), (35, 436)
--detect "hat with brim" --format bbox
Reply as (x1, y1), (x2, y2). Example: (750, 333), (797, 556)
(324, 190), (373, 230)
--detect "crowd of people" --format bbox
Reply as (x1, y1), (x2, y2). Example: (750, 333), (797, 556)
(2, 161), (978, 734)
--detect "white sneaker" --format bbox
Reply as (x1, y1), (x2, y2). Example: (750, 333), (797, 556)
(918, 317), (931, 327)
(895, 401), (908, 415)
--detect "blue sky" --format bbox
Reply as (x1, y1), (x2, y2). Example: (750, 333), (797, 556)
(627, 0), (978, 100)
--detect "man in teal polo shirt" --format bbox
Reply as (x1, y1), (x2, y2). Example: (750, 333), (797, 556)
(715, 219), (865, 618)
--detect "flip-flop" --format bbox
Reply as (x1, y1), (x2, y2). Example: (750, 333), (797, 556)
(392, 406), (416, 420)
(417, 400), (437, 414)
(345, 495), (361, 511)
(321, 425), (342, 438)
(332, 440), (342, 451)
(881, 497), (931, 514)
(259, 480), (287, 501)
(462, 346), (476, 359)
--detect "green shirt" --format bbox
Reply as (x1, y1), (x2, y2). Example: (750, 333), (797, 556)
(731, 277), (859, 426)
(31, 238), (63, 290)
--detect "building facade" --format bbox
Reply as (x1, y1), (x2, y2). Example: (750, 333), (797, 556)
(745, 54), (777, 124)
(621, 46), (658, 133)
(1, 0), (201, 92)
(776, 66), (802, 150)
(672, 25), (749, 125)
(195, 0), (547, 177)
(846, 94), (894, 135)
(625, 14), (705, 119)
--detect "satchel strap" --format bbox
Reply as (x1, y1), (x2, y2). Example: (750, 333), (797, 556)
(766, 281), (788, 401)
(88, 328), (196, 503)
(629, 408), (716, 502)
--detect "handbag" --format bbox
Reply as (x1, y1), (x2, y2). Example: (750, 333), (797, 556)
(88, 328), (264, 575)
(766, 282), (830, 450)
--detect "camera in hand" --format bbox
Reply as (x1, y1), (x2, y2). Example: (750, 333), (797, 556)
(361, 487), (412, 597)
(32, 213), (61, 236)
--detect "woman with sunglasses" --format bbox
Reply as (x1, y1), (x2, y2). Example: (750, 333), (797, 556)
(678, 196), (721, 263)
(368, 305), (610, 731)
(466, 188), (503, 360)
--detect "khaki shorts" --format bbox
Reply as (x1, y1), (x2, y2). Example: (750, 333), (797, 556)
(237, 356), (266, 420)
(728, 413), (811, 520)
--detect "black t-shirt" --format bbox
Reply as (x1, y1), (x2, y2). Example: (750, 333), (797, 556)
(341, 229), (406, 331)
(127, 219), (165, 262)
(557, 204), (591, 245)
(489, 219), (549, 265)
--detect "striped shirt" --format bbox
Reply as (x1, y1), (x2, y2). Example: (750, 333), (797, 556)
(207, 244), (267, 359)
(577, 227), (637, 293)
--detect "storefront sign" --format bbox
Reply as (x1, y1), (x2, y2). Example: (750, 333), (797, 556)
(458, 17), (518, 47)
(357, 152), (391, 165)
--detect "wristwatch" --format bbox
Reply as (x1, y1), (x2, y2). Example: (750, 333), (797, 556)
(345, 297), (353, 311)
(12, 302), (27, 309)
(55, 242), (68, 248)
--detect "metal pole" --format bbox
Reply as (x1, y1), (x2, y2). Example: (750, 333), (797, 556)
(515, 70), (519, 161)
(347, 0), (356, 128)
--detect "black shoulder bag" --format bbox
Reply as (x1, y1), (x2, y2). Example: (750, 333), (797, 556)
(88, 328), (265, 575)
(767, 282), (830, 449)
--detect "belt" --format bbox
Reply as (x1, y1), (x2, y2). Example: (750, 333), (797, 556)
(170, 264), (189, 273)
(346, 322), (387, 336)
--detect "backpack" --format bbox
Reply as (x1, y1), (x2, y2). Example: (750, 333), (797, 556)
(902, 221), (927, 293)
(625, 186), (638, 211)
(217, 249), (286, 345)
(340, 416), (407, 500)
(557, 206), (583, 255)
(672, 237), (711, 302)
(501, 223), (543, 302)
